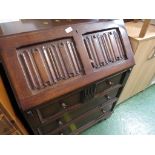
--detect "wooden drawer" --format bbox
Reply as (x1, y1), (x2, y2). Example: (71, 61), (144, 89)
(36, 120), (71, 135)
(24, 70), (130, 134)
(36, 98), (116, 135)
(95, 72), (125, 94)
(25, 72), (122, 128)
(25, 90), (82, 128)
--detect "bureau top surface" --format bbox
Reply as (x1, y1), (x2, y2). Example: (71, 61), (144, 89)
(0, 20), (134, 110)
(0, 19), (106, 38)
(125, 21), (155, 40)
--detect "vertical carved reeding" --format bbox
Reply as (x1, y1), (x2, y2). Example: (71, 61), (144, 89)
(83, 29), (127, 70)
(17, 38), (84, 92)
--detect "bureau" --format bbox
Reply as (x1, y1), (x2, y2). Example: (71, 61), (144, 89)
(0, 20), (134, 134)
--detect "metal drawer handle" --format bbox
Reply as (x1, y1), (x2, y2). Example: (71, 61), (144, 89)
(107, 80), (114, 86)
(58, 120), (63, 126)
(61, 103), (68, 109)
(105, 95), (111, 100)
(101, 109), (106, 114)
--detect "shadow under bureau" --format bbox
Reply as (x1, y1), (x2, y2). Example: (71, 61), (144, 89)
(0, 20), (134, 134)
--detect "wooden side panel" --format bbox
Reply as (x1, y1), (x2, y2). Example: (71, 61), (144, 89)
(83, 29), (127, 70)
(17, 38), (84, 92)
(118, 37), (155, 104)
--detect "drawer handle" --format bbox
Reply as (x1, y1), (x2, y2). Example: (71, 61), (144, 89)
(105, 95), (111, 100)
(58, 120), (63, 126)
(61, 103), (68, 109)
(107, 80), (114, 86)
(27, 111), (34, 118)
(101, 109), (106, 114)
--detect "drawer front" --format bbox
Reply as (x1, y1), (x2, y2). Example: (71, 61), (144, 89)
(25, 70), (129, 134)
(25, 90), (82, 128)
(36, 98), (116, 135)
(71, 102), (115, 134)
(25, 81), (121, 129)
(36, 119), (71, 135)
(95, 72), (124, 94)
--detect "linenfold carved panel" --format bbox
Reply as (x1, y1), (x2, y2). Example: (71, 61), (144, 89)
(17, 38), (84, 91)
(83, 29), (127, 70)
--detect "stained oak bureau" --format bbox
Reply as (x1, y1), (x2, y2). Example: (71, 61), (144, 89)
(0, 20), (134, 134)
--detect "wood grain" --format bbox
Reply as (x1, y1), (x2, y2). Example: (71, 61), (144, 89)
(118, 21), (155, 104)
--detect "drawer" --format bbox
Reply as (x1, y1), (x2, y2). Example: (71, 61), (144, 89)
(47, 99), (116, 135)
(71, 100), (116, 134)
(95, 72), (124, 94)
(36, 119), (71, 135)
(25, 91), (82, 127)
(25, 81), (121, 130)
(31, 94), (117, 135)
(25, 71), (127, 134)
(70, 87), (120, 119)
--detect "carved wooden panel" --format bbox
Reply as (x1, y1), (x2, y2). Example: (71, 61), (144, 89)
(0, 20), (134, 110)
(83, 29), (127, 70)
(17, 38), (84, 91)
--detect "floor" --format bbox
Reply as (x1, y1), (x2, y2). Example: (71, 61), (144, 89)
(81, 85), (155, 135)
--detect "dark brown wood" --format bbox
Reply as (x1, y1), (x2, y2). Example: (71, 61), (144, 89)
(0, 20), (101, 37)
(0, 20), (134, 134)
(0, 20), (134, 110)
(71, 111), (112, 135)
(24, 69), (130, 134)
